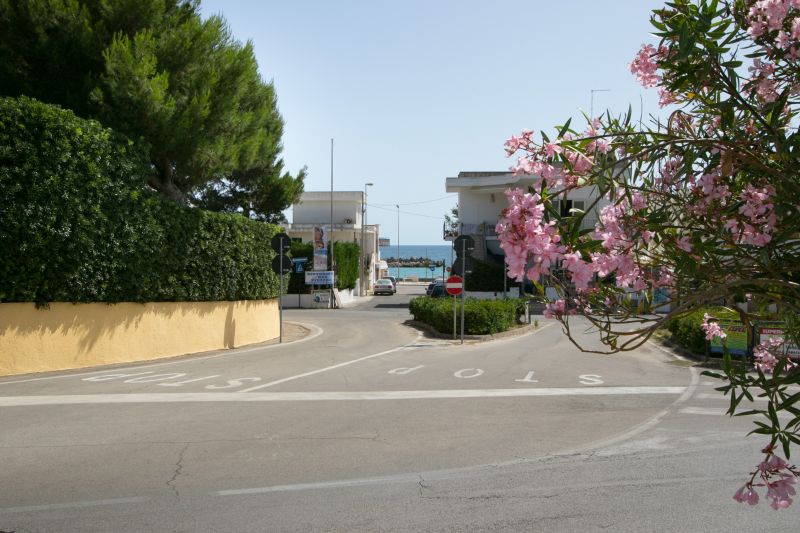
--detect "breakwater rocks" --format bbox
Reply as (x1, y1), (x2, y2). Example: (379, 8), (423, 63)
(384, 257), (444, 267)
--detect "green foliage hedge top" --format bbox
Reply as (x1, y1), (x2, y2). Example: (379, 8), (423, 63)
(664, 307), (740, 355)
(0, 96), (283, 305)
(409, 296), (525, 335)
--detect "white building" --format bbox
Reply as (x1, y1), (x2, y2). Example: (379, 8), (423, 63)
(444, 171), (609, 261)
(282, 191), (381, 294)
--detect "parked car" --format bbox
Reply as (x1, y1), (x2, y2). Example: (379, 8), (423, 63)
(429, 283), (463, 298)
(383, 276), (398, 288)
(373, 278), (396, 295)
(426, 279), (444, 295)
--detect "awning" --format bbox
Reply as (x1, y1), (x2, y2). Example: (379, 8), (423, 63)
(377, 260), (389, 270)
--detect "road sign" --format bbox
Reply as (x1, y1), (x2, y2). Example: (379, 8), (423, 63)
(451, 256), (475, 276)
(271, 254), (292, 274)
(271, 232), (291, 253)
(445, 275), (464, 296)
(453, 235), (475, 256)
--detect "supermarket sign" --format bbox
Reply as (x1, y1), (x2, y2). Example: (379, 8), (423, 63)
(709, 322), (749, 356)
(757, 323), (800, 360)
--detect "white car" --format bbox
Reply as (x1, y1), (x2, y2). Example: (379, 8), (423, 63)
(373, 279), (396, 295)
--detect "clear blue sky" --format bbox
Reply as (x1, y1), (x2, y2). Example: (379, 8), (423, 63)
(200, 0), (666, 245)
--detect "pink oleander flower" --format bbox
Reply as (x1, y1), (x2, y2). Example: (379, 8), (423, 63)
(543, 299), (565, 318)
(676, 236), (693, 252)
(753, 337), (794, 373)
(629, 44), (661, 88)
(701, 313), (726, 341)
(734, 484), (760, 505)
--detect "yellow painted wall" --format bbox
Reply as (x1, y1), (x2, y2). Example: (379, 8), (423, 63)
(0, 300), (280, 376)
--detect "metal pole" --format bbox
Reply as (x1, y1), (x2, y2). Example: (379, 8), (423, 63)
(330, 138), (334, 308)
(460, 239), (466, 345)
(453, 293), (457, 340)
(396, 204), (400, 281)
(361, 182), (373, 296)
(279, 235), (284, 343)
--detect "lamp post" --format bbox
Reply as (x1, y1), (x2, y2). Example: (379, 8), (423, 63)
(361, 182), (373, 296)
(396, 204), (400, 281)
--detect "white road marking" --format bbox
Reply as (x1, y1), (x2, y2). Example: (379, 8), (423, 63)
(679, 407), (728, 416)
(514, 371), (538, 383)
(388, 365), (424, 375)
(454, 368), (484, 379)
(0, 387), (686, 407)
(0, 497), (147, 514)
(0, 321), (323, 385)
(217, 473), (422, 496)
(236, 332), (424, 392)
(578, 374), (604, 385)
(158, 375), (221, 387)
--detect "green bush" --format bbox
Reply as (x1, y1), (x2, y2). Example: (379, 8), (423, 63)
(333, 241), (360, 290)
(288, 241), (313, 294)
(664, 306), (740, 354)
(409, 297), (525, 335)
(0, 96), (283, 305)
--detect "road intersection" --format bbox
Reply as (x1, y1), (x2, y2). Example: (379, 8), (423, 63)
(0, 285), (795, 532)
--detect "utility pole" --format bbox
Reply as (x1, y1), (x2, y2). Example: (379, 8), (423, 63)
(360, 182), (373, 296)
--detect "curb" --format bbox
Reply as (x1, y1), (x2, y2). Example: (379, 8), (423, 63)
(406, 320), (539, 343)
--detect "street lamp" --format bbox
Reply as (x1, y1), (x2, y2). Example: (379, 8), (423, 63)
(396, 204), (400, 281)
(360, 182), (373, 296)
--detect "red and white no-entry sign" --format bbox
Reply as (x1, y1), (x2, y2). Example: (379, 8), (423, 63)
(445, 275), (464, 296)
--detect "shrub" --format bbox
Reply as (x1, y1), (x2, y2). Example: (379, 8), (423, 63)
(333, 241), (360, 290)
(664, 306), (740, 355)
(0, 96), (283, 305)
(409, 297), (525, 335)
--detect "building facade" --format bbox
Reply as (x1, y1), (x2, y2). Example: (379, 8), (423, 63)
(283, 191), (381, 294)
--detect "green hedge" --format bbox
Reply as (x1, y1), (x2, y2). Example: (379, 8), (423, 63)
(333, 241), (360, 291)
(0, 96), (283, 305)
(409, 297), (525, 335)
(664, 307), (740, 354)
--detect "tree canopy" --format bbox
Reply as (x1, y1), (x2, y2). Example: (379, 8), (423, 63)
(0, 0), (303, 217)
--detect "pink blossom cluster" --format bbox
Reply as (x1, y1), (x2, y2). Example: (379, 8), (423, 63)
(495, 188), (566, 282)
(735, 446), (799, 509)
(749, 58), (780, 102)
(543, 299), (577, 319)
(746, 0), (800, 40)
(753, 337), (796, 373)
(504, 129), (536, 156)
(725, 185), (777, 246)
(629, 44), (661, 88)
(700, 313), (727, 341)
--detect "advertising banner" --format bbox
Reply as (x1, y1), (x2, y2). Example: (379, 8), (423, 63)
(709, 322), (749, 356)
(313, 226), (328, 270)
(756, 323), (800, 360)
(311, 290), (331, 308)
(305, 271), (334, 285)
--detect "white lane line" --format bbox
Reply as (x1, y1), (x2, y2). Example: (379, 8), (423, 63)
(0, 497), (147, 514)
(679, 407), (728, 416)
(0, 387), (686, 407)
(0, 322), (323, 386)
(218, 473), (421, 496)
(237, 332), (424, 392)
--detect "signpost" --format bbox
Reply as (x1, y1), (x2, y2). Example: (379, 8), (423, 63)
(452, 235), (475, 344)
(270, 232), (291, 343)
(446, 275), (463, 342)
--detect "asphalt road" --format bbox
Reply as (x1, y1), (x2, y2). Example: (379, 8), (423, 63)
(0, 284), (796, 532)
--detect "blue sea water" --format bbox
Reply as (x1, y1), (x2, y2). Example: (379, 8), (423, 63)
(379, 244), (454, 280)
